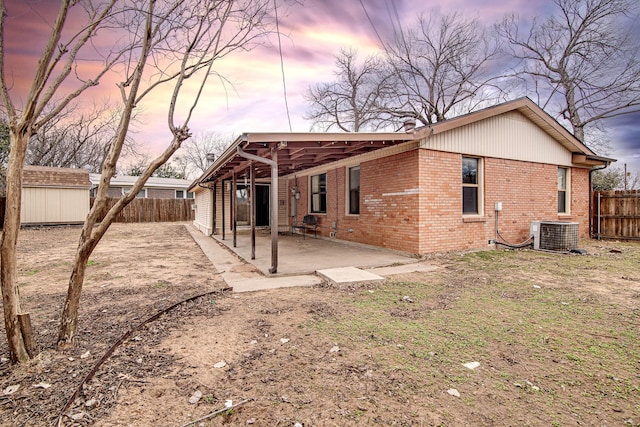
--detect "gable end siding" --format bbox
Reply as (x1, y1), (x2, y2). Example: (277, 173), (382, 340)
(424, 111), (573, 166)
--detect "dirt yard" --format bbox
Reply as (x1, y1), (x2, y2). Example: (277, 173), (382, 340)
(0, 223), (639, 426)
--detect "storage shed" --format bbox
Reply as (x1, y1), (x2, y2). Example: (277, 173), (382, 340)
(21, 166), (91, 225)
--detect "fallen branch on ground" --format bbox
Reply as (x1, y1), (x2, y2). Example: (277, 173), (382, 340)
(178, 398), (254, 427)
(57, 287), (233, 426)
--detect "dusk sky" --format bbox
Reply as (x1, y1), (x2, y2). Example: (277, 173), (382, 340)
(4, 0), (639, 174)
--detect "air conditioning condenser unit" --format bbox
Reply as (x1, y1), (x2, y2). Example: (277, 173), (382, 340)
(530, 221), (579, 251)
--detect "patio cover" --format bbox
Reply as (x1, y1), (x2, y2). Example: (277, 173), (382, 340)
(196, 131), (418, 184)
(190, 131), (418, 274)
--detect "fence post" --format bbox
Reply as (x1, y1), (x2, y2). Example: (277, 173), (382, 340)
(597, 192), (601, 240)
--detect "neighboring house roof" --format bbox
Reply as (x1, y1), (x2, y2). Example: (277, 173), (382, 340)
(89, 174), (192, 190)
(190, 97), (614, 191)
(23, 165), (91, 189)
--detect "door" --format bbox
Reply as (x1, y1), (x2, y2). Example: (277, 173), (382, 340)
(236, 184), (269, 227)
(255, 184), (270, 226)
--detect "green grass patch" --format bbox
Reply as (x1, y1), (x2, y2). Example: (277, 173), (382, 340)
(307, 242), (640, 425)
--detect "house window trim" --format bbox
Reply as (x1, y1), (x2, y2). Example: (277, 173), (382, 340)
(309, 172), (327, 214)
(122, 187), (147, 198)
(462, 156), (483, 217)
(346, 165), (360, 216)
(558, 167), (571, 215)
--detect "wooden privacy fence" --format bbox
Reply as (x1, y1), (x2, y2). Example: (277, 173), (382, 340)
(90, 197), (195, 223)
(0, 197), (194, 226)
(593, 190), (640, 240)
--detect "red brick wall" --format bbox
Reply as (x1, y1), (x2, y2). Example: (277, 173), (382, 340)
(418, 150), (481, 253)
(288, 150), (421, 252)
(288, 149), (591, 255)
(570, 167), (590, 237)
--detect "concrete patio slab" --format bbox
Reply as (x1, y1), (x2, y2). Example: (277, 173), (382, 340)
(186, 225), (323, 292)
(211, 228), (418, 276)
(317, 266), (384, 286)
(186, 224), (438, 293)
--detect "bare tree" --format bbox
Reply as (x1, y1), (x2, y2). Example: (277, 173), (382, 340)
(27, 103), (135, 172)
(0, 0), (126, 362)
(174, 131), (233, 178)
(153, 162), (185, 179)
(499, 0), (640, 144)
(304, 48), (393, 131)
(593, 165), (640, 190)
(383, 12), (504, 125)
(57, 0), (273, 348)
(0, 0), (272, 361)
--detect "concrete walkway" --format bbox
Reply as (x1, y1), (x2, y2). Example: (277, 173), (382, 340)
(186, 225), (438, 292)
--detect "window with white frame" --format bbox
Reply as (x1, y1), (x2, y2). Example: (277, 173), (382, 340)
(175, 190), (195, 199)
(348, 166), (360, 215)
(123, 187), (146, 198)
(462, 157), (481, 214)
(558, 167), (569, 213)
(310, 173), (327, 213)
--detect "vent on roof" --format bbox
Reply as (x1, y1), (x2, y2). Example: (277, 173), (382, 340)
(530, 221), (579, 251)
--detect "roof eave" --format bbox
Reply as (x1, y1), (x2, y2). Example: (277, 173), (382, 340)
(188, 131), (416, 191)
(572, 153), (617, 167)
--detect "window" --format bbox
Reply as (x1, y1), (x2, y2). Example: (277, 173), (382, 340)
(176, 190), (194, 199)
(348, 166), (360, 215)
(462, 157), (480, 214)
(310, 173), (327, 213)
(123, 188), (146, 198)
(558, 167), (569, 213)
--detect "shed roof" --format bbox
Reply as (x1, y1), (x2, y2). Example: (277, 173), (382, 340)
(23, 166), (91, 189)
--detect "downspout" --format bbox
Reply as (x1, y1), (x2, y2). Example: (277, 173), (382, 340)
(237, 145), (279, 274)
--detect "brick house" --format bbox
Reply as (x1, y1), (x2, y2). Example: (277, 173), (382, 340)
(189, 98), (612, 269)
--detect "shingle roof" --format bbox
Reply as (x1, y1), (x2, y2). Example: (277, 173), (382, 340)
(22, 166), (91, 189)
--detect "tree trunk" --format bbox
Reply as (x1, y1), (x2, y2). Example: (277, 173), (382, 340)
(56, 234), (94, 348)
(57, 136), (183, 347)
(0, 131), (31, 363)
